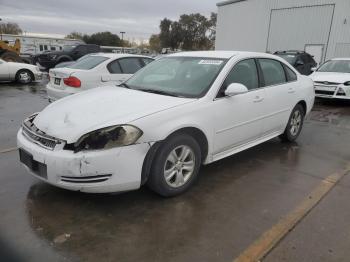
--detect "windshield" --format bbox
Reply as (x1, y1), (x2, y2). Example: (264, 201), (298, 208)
(276, 54), (297, 64)
(68, 56), (109, 70)
(317, 60), (350, 73)
(126, 57), (227, 98)
(63, 45), (76, 52)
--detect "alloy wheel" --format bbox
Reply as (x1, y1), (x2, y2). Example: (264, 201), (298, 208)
(163, 145), (196, 188)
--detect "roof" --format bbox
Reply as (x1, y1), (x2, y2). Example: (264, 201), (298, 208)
(217, 0), (247, 7)
(168, 51), (240, 59)
(167, 50), (277, 59)
(89, 53), (151, 59)
(331, 58), (350, 61)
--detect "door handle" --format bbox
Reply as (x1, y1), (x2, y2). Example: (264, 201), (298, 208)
(253, 96), (264, 103)
(288, 88), (296, 94)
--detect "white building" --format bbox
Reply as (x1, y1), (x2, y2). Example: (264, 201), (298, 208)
(215, 0), (350, 64)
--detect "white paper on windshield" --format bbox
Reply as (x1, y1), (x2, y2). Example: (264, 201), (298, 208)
(199, 60), (223, 65)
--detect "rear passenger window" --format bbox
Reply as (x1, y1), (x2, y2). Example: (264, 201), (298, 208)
(223, 59), (259, 91)
(119, 58), (143, 74)
(259, 59), (286, 86)
(108, 60), (122, 74)
(284, 65), (297, 82)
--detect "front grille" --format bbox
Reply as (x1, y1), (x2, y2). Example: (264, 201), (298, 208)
(22, 114), (63, 150)
(60, 174), (112, 184)
(315, 90), (335, 96)
(314, 81), (340, 85)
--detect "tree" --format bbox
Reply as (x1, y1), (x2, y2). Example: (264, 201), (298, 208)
(84, 31), (122, 46)
(159, 18), (172, 48)
(0, 22), (22, 35)
(157, 13), (217, 51)
(65, 31), (85, 40)
(208, 12), (217, 49)
(149, 34), (161, 51)
(65, 31), (122, 46)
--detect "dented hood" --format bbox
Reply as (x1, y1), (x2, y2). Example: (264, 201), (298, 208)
(34, 86), (195, 143)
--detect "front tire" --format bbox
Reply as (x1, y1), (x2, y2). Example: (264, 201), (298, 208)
(16, 69), (34, 84)
(147, 133), (202, 197)
(280, 104), (305, 142)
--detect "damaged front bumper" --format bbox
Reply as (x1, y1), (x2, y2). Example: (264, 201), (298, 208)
(17, 129), (151, 193)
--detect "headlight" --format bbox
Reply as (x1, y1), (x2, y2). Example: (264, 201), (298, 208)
(343, 81), (350, 86)
(49, 54), (58, 60)
(73, 125), (143, 152)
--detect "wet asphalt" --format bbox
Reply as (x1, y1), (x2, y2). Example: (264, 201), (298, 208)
(0, 79), (350, 262)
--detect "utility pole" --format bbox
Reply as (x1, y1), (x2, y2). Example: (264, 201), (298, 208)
(120, 31), (125, 53)
(0, 18), (2, 40)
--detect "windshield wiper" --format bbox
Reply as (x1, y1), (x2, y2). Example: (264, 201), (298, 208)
(138, 88), (181, 97)
(118, 83), (131, 89)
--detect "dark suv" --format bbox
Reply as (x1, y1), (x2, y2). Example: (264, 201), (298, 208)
(32, 44), (101, 70)
(274, 51), (317, 75)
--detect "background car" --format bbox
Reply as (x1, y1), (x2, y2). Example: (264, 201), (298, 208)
(18, 51), (314, 197)
(54, 54), (94, 68)
(32, 44), (100, 70)
(0, 58), (42, 84)
(274, 51), (317, 75)
(310, 58), (350, 99)
(46, 53), (154, 101)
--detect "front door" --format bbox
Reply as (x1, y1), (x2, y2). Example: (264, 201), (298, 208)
(0, 60), (9, 80)
(213, 59), (266, 157)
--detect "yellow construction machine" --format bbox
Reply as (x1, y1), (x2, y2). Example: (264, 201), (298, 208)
(0, 38), (23, 62)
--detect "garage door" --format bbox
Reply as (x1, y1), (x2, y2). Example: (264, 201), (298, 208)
(267, 5), (334, 61)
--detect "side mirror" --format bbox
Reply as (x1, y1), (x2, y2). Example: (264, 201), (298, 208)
(311, 67), (317, 72)
(225, 83), (249, 97)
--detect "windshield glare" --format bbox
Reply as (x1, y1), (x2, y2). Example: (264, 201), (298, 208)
(317, 60), (350, 73)
(276, 54), (297, 64)
(68, 56), (108, 70)
(126, 57), (227, 98)
(63, 45), (76, 52)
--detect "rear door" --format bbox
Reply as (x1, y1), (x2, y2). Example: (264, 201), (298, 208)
(102, 59), (126, 84)
(258, 58), (298, 136)
(103, 57), (144, 85)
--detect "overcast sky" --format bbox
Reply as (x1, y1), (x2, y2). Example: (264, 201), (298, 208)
(0, 0), (219, 41)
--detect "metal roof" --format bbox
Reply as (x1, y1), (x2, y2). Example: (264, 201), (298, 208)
(216, 0), (247, 7)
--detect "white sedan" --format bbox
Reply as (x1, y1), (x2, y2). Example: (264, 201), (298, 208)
(0, 59), (43, 84)
(46, 53), (154, 101)
(17, 51), (314, 197)
(311, 58), (350, 99)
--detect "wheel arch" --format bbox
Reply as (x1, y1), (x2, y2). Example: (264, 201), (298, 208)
(140, 126), (209, 185)
(57, 55), (73, 63)
(15, 68), (34, 82)
(297, 100), (307, 114)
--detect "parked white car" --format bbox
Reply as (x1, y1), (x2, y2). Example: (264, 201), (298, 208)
(46, 53), (154, 101)
(18, 51), (314, 196)
(0, 59), (42, 84)
(310, 58), (350, 99)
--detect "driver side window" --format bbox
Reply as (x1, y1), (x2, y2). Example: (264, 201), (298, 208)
(218, 59), (259, 97)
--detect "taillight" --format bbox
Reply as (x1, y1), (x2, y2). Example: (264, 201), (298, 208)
(63, 76), (81, 88)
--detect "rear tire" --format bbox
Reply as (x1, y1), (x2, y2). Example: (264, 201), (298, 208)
(16, 69), (34, 84)
(147, 133), (202, 197)
(280, 104), (305, 142)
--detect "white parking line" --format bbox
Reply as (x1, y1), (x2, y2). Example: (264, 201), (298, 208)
(233, 167), (350, 262)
